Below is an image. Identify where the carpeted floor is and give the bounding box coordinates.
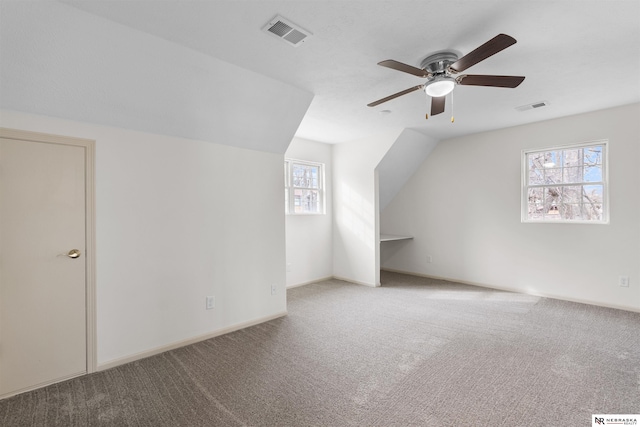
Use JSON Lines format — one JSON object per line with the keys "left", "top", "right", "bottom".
{"left": 1, "top": 271, "right": 639, "bottom": 426}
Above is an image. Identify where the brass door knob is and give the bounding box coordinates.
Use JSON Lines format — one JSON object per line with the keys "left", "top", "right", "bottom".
{"left": 66, "top": 249, "right": 81, "bottom": 259}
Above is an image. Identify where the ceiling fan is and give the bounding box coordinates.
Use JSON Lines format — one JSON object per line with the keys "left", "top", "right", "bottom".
{"left": 367, "top": 34, "right": 525, "bottom": 119}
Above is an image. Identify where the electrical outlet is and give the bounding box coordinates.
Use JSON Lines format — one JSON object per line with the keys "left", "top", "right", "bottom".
{"left": 619, "top": 276, "right": 630, "bottom": 287}
{"left": 286, "top": 263, "right": 292, "bottom": 272}
{"left": 271, "top": 284, "right": 277, "bottom": 295}
{"left": 206, "top": 296, "right": 215, "bottom": 309}
{"left": 427, "top": 255, "right": 433, "bottom": 263}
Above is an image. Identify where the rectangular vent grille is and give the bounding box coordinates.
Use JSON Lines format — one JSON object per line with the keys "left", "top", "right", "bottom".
{"left": 268, "top": 21, "right": 293, "bottom": 37}
{"left": 263, "top": 15, "right": 312, "bottom": 47}
{"left": 516, "top": 101, "right": 549, "bottom": 112}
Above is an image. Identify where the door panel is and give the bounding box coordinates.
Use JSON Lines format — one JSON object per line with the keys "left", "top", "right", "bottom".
{"left": 0, "top": 137, "right": 86, "bottom": 397}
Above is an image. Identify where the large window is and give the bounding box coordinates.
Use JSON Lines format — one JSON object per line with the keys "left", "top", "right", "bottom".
{"left": 285, "top": 159, "right": 324, "bottom": 214}
{"left": 522, "top": 141, "right": 607, "bottom": 223}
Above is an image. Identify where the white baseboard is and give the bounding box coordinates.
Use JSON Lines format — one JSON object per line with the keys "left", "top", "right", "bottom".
{"left": 97, "top": 311, "right": 288, "bottom": 372}
{"left": 0, "top": 370, "right": 86, "bottom": 400}
{"left": 381, "top": 268, "right": 640, "bottom": 313}
{"left": 287, "top": 275, "right": 379, "bottom": 288}
{"left": 332, "top": 275, "right": 379, "bottom": 288}
{"left": 286, "top": 276, "right": 334, "bottom": 289}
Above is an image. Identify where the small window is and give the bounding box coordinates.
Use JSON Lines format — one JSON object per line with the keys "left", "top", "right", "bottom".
{"left": 285, "top": 159, "right": 324, "bottom": 214}
{"left": 522, "top": 141, "right": 608, "bottom": 223}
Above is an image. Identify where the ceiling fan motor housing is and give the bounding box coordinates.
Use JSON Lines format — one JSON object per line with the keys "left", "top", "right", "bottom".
{"left": 421, "top": 51, "right": 459, "bottom": 97}
{"left": 420, "top": 51, "right": 459, "bottom": 75}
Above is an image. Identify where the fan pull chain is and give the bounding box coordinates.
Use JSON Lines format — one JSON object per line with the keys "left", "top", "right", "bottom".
{"left": 425, "top": 90, "right": 429, "bottom": 120}
{"left": 451, "top": 90, "right": 455, "bottom": 123}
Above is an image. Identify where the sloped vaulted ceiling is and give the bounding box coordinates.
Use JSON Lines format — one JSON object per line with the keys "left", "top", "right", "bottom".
{"left": 53, "top": 0, "right": 640, "bottom": 144}
{"left": 0, "top": 1, "right": 313, "bottom": 154}
{"left": 2, "top": 1, "right": 639, "bottom": 146}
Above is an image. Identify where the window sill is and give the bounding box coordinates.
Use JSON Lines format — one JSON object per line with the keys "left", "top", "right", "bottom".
{"left": 521, "top": 219, "right": 609, "bottom": 225}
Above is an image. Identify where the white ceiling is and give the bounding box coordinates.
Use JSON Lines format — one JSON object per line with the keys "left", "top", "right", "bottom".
{"left": 31, "top": 1, "right": 640, "bottom": 143}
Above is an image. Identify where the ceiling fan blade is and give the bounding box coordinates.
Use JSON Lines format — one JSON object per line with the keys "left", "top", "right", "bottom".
{"left": 431, "top": 96, "right": 446, "bottom": 116}
{"left": 456, "top": 74, "right": 525, "bottom": 88}
{"left": 367, "top": 85, "right": 424, "bottom": 107}
{"left": 448, "top": 34, "right": 517, "bottom": 73}
{"left": 378, "top": 60, "right": 431, "bottom": 78}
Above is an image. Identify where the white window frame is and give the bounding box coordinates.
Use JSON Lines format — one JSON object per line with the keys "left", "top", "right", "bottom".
{"left": 521, "top": 140, "right": 609, "bottom": 224}
{"left": 285, "top": 158, "right": 325, "bottom": 215}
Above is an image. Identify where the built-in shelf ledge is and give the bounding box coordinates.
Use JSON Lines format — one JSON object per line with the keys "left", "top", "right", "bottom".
{"left": 380, "top": 234, "right": 414, "bottom": 242}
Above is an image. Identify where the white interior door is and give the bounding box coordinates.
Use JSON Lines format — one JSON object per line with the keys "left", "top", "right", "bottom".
{"left": 0, "top": 135, "right": 87, "bottom": 397}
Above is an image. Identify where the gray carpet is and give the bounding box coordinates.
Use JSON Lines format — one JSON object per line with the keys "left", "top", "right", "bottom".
{"left": 1, "top": 271, "right": 639, "bottom": 426}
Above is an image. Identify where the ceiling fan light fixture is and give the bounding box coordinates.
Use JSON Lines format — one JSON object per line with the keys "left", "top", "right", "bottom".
{"left": 425, "top": 77, "right": 456, "bottom": 97}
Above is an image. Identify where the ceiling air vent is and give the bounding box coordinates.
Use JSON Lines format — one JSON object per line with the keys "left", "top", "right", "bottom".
{"left": 262, "top": 15, "right": 312, "bottom": 47}
{"left": 516, "top": 101, "right": 549, "bottom": 112}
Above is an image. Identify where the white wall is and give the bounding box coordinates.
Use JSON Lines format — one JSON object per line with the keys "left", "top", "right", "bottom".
{"left": 332, "top": 129, "right": 402, "bottom": 286}
{"left": 1, "top": 110, "right": 288, "bottom": 365}
{"left": 284, "top": 137, "right": 333, "bottom": 287}
{"left": 381, "top": 103, "right": 640, "bottom": 311}
{"left": 377, "top": 128, "right": 439, "bottom": 211}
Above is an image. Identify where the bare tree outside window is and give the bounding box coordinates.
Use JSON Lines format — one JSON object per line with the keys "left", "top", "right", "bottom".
{"left": 523, "top": 142, "right": 607, "bottom": 222}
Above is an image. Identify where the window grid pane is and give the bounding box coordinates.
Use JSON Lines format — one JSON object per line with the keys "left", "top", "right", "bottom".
{"left": 524, "top": 142, "right": 606, "bottom": 223}
{"left": 285, "top": 159, "right": 324, "bottom": 215}
{"left": 292, "top": 164, "right": 320, "bottom": 189}
{"left": 293, "top": 189, "right": 320, "bottom": 213}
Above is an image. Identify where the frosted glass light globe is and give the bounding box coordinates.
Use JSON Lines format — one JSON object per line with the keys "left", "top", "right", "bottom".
{"left": 425, "top": 79, "right": 455, "bottom": 97}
